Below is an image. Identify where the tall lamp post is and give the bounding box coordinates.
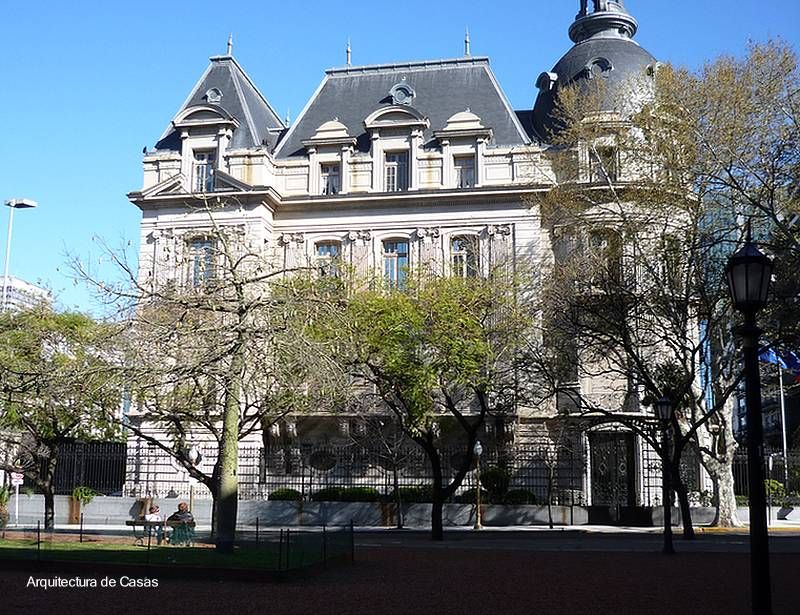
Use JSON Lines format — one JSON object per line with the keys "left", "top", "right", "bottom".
{"left": 2, "top": 198, "right": 38, "bottom": 310}
{"left": 187, "top": 445, "right": 202, "bottom": 513}
{"left": 725, "top": 228, "right": 774, "bottom": 615}
{"left": 655, "top": 395, "right": 675, "bottom": 555}
{"left": 473, "top": 440, "right": 483, "bottom": 530}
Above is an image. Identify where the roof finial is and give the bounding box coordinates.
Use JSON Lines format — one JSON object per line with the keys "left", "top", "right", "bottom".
{"left": 464, "top": 27, "right": 471, "bottom": 57}
{"left": 346, "top": 39, "right": 352, "bottom": 66}
{"left": 227, "top": 33, "right": 233, "bottom": 56}
{"left": 285, "top": 108, "right": 291, "bottom": 126}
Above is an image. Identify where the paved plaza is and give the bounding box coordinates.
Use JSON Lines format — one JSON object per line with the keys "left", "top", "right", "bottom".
{"left": 3, "top": 529, "right": 800, "bottom": 615}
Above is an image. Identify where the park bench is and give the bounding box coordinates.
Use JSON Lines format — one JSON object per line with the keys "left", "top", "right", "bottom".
{"left": 125, "top": 519, "right": 196, "bottom": 547}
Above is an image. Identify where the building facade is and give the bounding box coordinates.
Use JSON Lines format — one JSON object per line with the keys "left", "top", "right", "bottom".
{"left": 126, "top": 2, "right": 699, "bottom": 512}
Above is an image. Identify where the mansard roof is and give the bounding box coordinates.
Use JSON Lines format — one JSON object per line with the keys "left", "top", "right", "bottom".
{"left": 155, "top": 55, "right": 285, "bottom": 152}
{"left": 273, "top": 57, "right": 531, "bottom": 159}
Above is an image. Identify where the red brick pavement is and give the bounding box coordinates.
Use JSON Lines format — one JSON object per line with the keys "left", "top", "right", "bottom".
{"left": 2, "top": 545, "right": 798, "bottom": 615}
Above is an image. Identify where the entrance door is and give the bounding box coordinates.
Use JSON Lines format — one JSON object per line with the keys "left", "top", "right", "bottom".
{"left": 589, "top": 432, "right": 636, "bottom": 509}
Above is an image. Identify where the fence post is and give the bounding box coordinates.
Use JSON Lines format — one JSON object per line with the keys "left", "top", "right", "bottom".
{"left": 286, "top": 528, "right": 291, "bottom": 571}
{"left": 322, "top": 523, "right": 327, "bottom": 569}
{"left": 37, "top": 520, "right": 41, "bottom": 562}
{"left": 146, "top": 522, "right": 152, "bottom": 565}
{"left": 278, "top": 528, "right": 283, "bottom": 572}
{"left": 79, "top": 513, "right": 84, "bottom": 543}
{"left": 350, "top": 519, "right": 355, "bottom": 562}
{"left": 255, "top": 516, "right": 259, "bottom": 547}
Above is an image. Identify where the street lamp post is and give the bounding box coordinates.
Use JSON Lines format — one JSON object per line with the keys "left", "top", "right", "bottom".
{"left": 2, "top": 198, "right": 38, "bottom": 310}
{"left": 726, "top": 227, "right": 774, "bottom": 615}
{"left": 655, "top": 395, "right": 675, "bottom": 555}
{"left": 187, "top": 445, "right": 202, "bottom": 513}
{"left": 473, "top": 440, "right": 483, "bottom": 530}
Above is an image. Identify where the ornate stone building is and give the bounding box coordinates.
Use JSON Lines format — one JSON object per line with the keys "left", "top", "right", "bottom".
{"left": 127, "top": 2, "right": 691, "bottom": 512}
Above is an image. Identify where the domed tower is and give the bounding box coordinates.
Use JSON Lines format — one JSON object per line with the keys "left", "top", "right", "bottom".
{"left": 532, "top": 1, "right": 657, "bottom": 141}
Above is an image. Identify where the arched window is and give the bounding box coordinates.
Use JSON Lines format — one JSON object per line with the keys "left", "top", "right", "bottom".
{"left": 450, "top": 235, "right": 479, "bottom": 278}
{"left": 188, "top": 237, "right": 215, "bottom": 287}
{"left": 588, "top": 228, "right": 622, "bottom": 284}
{"left": 316, "top": 241, "right": 341, "bottom": 276}
{"left": 382, "top": 239, "right": 409, "bottom": 288}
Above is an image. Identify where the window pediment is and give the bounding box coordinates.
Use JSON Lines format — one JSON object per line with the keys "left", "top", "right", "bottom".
{"left": 364, "top": 105, "right": 429, "bottom": 131}
{"left": 173, "top": 105, "right": 239, "bottom": 130}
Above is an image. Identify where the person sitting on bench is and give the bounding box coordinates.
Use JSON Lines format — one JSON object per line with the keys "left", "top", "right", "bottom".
{"left": 167, "top": 502, "right": 195, "bottom": 546}
{"left": 144, "top": 504, "right": 164, "bottom": 544}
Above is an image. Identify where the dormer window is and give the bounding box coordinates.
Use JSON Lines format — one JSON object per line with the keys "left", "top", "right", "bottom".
{"left": 321, "top": 163, "right": 340, "bottom": 195}
{"left": 193, "top": 150, "right": 216, "bottom": 192}
{"left": 589, "top": 146, "right": 618, "bottom": 183}
{"left": 385, "top": 152, "right": 409, "bottom": 192}
{"left": 454, "top": 156, "right": 475, "bottom": 188}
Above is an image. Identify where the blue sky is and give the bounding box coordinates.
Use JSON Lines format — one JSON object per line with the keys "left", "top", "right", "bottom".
{"left": 1, "top": 0, "right": 798, "bottom": 314}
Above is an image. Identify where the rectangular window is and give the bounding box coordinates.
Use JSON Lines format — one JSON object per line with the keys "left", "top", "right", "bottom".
{"left": 193, "top": 150, "right": 216, "bottom": 192}
{"left": 450, "top": 235, "right": 479, "bottom": 278}
{"left": 385, "top": 152, "right": 409, "bottom": 192}
{"left": 316, "top": 241, "right": 341, "bottom": 276}
{"left": 589, "top": 146, "right": 618, "bottom": 183}
{"left": 320, "top": 163, "right": 340, "bottom": 195}
{"left": 189, "top": 238, "right": 214, "bottom": 287}
{"left": 382, "top": 239, "right": 409, "bottom": 288}
{"left": 454, "top": 156, "right": 476, "bottom": 188}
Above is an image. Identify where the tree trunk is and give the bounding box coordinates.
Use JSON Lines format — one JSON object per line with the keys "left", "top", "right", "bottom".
{"left": 431, "top": 494, "right": 444, "bottom": 541}
{"left": 40, "top": 452, "right": 58, "bottom": 530}
{"left": 215, "top": 338, "right": 246, "bottom": 553}
{"left": 547, "top": 466, "right": 554, "bottom": 529}
{"left": 393, "top": 467, "right": 403, "bottom": 529}
{"left": 673, "top": 474, "right": 695, "bottom": 540}
{"left": 714, "top": 458, "right": 742, "bottom": 527}
{"left": 42, "top": 484, "right": 55, "bottom": 530}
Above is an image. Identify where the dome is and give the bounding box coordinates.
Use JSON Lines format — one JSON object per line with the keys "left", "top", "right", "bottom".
{"left": 532, "top": 1, "right": 657, "bottom": 142}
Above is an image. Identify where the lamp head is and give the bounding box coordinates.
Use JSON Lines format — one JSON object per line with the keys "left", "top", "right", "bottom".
{"left": 4, "top": 198, "right": 38, "bottom": 209}
{"left": 725, "top": 234, "right": 773, "bottom": 314}
{"left": 654, "top": 396, "right": 673, "bottom": 422}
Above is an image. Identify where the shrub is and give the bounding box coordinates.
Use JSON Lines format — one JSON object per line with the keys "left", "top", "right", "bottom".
{"left": 503, "top": 489, "right": 538, "bottom": 505}
{"left": 311, "top": 487, "right": 344, "bottom": 501}
{"left": 456, "top": 489, "right": 490, "bottom": 504}
{"left": 388, "top": 486, "right": 433, "bottom": 503}
{"left": 71, "top": 486, "right": 97, "bottom": 506}
{"left": 339, "top": 487, "right": 381, "bottom": 502}
{"left": 765, "top": 479, "right": 786, "bottom": 500}
{"left": 268, "top": 488, "right": 302, "bottom": 501}
{"left": 736, "top": 495, "right": 749, "bottom": 507}
{"left": 782, "top": 494, "right": 800, "bottom": 508}
{"left": 480, "top": 466, "right": 510, "bottom": 501}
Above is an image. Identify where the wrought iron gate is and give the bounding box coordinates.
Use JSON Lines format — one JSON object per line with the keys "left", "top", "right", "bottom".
{"left": 589, "top": 432, "right": 635, "bottom": 508}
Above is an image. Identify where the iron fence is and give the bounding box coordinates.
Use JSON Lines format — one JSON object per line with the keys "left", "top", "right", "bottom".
{"left": 125, "top": 442, "right": 589, "bottom": 504}
{"left": 733, "top": 450, "right": 800, "bottom": 498}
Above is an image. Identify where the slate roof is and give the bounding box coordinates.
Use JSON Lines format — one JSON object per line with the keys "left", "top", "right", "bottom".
{"left": 274, "top": 57, "right": 530, "bottom": 159}
{"left": 156, "top": 55, "right": 285, "bottom": 151}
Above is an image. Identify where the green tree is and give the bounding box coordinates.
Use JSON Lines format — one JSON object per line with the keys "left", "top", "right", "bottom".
{"left": 329, "top": 272, "right": 541, "bottom": 540}
{"left": 0, "top": 307, "right": 122, "bottom": 529}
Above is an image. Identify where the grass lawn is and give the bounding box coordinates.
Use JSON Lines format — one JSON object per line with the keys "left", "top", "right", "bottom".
{"left": 0, "top": 535, "right": 344, "bottom": 571}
